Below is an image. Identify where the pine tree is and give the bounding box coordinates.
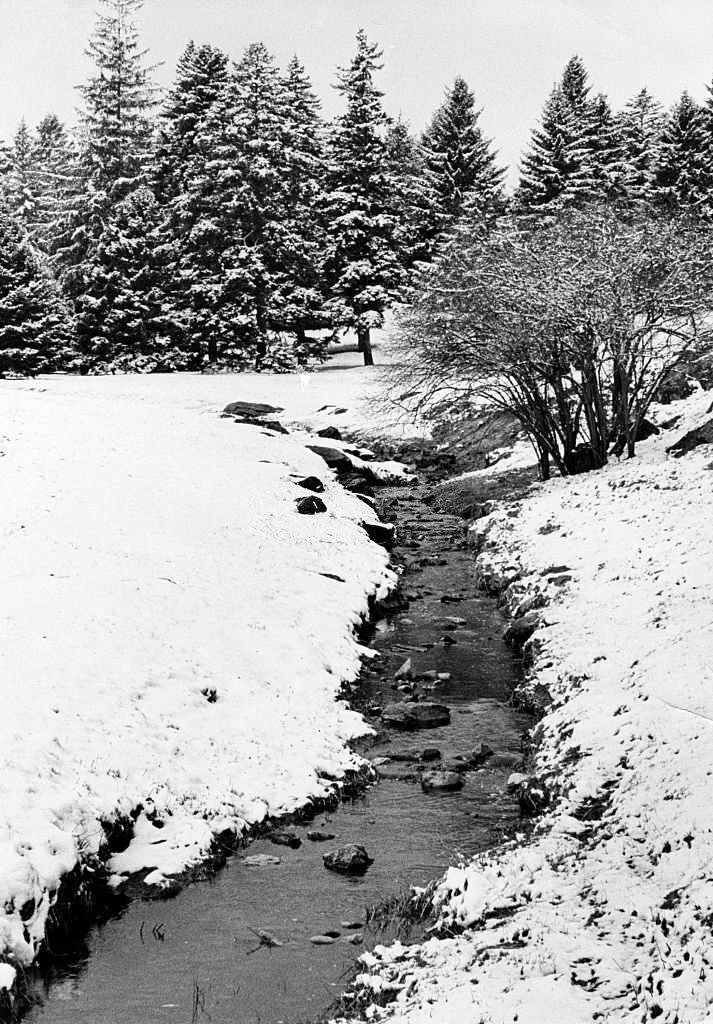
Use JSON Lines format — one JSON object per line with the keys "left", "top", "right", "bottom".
{"left": 517, "top": 84, "right": 581, "bottom": 210}
{"left": 616, "top": 88, "right": 664, "bottom": 205}
{"left": 586, "top": 93, "right": 624, "bottom": 199}
{"left": 74, "top": 185, "right": 178, "bottom": 371}
{"left": 0, "top": 202, "right": 73, "bottom": 376}
{"left": 153, "top": 41, "right": 229, "bottom": 204}
{"left": 5, "top": 120, "right": 40, "bottom": 228}
{"left": 172, "top": 42, "right": 282, "bottom": 368}
{"left": 31, "top": 114, "right": 79, "bottom": 253}
{"left": 518, "top": 56, "right": 618, "bottom": 210}
{"left": 274, "top": 55, "right": 329, "bottom": 361}
{"left": 324, "top": 30, "right": 403, "bottom": 365}
{"left": 385, "top": 118, "right": 441, "bottom": 271}
{"left": 422, "top": 76, "right": 505, "bottom": 225}
{"left": 78, "top": 0, "right": 159, "bottom": 201}
{"left": 654, "top": 91, "right": 709, "bottom": 211}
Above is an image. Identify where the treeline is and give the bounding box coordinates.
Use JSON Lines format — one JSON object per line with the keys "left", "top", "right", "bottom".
{"left": 0, "top": 0, "right": 503, "bottom": 376}
{"left": 2, "top": 1, "right": 713, "bottom": 378}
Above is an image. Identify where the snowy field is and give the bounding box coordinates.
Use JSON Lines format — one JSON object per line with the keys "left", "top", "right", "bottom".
{"left": 0, "top": 357, "right": 411, "bottom": 992}
{"left": 340, "top": 390, "right": 713, "bottom": 1024}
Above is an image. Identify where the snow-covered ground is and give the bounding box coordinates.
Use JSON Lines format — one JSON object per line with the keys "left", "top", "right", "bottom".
{"left": 338, "top": 390, "right": 713, "bottom": 1024}
{"left": 0, "top": 357, "right": 412, "bottom": 994}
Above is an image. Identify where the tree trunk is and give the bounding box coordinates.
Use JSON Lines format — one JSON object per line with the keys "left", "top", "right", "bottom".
{"left": 208, "top": 336, "right": 218, "bottom": 364}
{"left": 538, "top": 448, "right": 551, "bottom": 481}
{"left": 358, "top": 327, "right": 374, "bottom": 367}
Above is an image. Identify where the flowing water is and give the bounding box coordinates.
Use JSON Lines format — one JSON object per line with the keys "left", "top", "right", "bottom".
{"left": 25, "top": 487, "right": 530, "bottom": 1024}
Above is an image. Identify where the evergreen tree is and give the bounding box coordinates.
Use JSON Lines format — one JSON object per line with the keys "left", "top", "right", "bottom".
{"left": 586, "top": 93, "right": 624, "bottom": 199}
{"left": 422, "top": 75, "right": 505, "bottom": 225}
{"left": 153, "top": 40, "right": 229, "bottom": 204}
{"left": 654, "top": 91, "right": 709, "bottom": 211}
{"left": 74, "top": 185, "right": 178, "bottom": 371}
{"left": 78, "top": 0, "right": 159, "bottom": 201}
{"left": 518, "top": 56, "right": 618, "bottom": 209}
{"left": 171, "top": 42, "right": 283, "bottom": 369}
{"left": 616, "top": 88, "right": 664, "bottom": 205}
{"left": 274, "top": 55, "right": 329, "bottom": 360}
{"left": 385, "top": 118, "right": 440, "bottom": 270}
{"left": 324, "top": 30, "right": 403, "bottom": 365}
{"left": 0, "top": 202, "right": 73, "bottom": 376}
{"left": 5, "top": 120, "right": 39, "bottom": 228}
{"left": 31, "top": 114, "right": 79, "bottom": 253}
{"left": 517, "top": 84, "right": 581, "bottom": 209}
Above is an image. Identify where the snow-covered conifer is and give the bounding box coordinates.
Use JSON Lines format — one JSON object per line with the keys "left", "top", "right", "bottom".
{"left": 616, "top": 88, "right": 664, "bottom": 205}
{"left": 654, "top": 91, "right": 710, "bottom": 212}
{"left": 0, "top": 202, "right": 73, "bottom": 376}
{"left": 323, "top": 30, "right": 403, "bottom": 365}
{"left": 422, "top": 76, "right": 505, "bottom": 225}
{"left": 74, "top": 185, "right": 180, "bottom": 371}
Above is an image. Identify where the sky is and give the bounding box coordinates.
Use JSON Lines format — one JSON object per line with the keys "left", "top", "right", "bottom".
{"left": 2, "top": 0, "right": 713, "bottom": 187}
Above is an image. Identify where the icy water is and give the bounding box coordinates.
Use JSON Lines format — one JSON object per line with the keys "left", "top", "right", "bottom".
{"left": 26, "top": 489, "right": 530, "bottom": 1024}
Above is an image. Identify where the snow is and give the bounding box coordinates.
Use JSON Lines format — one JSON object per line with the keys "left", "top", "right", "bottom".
{"left": 0, "top": 358, "right": 408, "bottom": 974}
{"left": 336, "top": 388, "right": 713, "bottom": 1024}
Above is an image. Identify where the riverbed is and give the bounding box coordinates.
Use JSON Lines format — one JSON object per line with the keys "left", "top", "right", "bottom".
{"left": 25, "top": 480, "right": 530, "bottom": 1024}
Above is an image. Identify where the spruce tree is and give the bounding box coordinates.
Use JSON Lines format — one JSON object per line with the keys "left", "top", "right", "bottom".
{"left": 5, "top": 121, "right": 39, "bottom": 229}
{"left": 324, "top": 30, "right": 403, "bottom": 365}
{"left": 173, "top": 43, "right": 281, "bottom": 368}
{"left": 654, "top": 91, "right": 709, "bottom": 212}
{"left": 74, "top": 186, "right": 178, "bottom": 371}
{"left": 0, "top": 203, "right": 73, "bottom": 376}
{"left": 31, "top": 115, "right": 79, "bottom": 253}
{"left": 423, "top": 76, "right": 505, "bottom": 225}
{"left": 153, "top": 41, "right": 229, "bottom": 204}
{"left": 517, "top": 84, "right": 581, "bottom": 210}
{"left": 275, "top": 55, "right": 329, "bottom": 361}
{"left": 78, "top": 0, "right": 159, "bottom": 201}
{"left": 518, "top": 56, "right": 618, "bottom": 210}
{"left": 616, "top": 88, "right": 664, "bottom": 205}
{"left": 385, "top": 118, "right": 440, "bottom": 271}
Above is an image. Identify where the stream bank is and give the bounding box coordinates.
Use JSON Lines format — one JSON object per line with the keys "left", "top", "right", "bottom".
{"left": 18, "top": 430, "right": 533, "bottom": 1024}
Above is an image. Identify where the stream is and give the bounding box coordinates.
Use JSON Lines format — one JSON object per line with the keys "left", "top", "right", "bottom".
{"left": 24, "top": 478, "right": 530, "bottom": 1024}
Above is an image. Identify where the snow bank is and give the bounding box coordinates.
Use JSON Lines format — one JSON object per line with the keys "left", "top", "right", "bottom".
{"left": 0, "top": 365, "right": 401, "bottom": 970}
{"left": 338, "top": 390, "right": 713, "bottom": 1024}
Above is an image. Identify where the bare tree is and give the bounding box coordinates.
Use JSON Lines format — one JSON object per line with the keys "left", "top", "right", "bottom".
{"left": 392, "top": 206, "right": 713, "bottom": 478}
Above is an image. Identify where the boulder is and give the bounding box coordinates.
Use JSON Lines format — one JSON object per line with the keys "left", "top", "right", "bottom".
{"left": 487, "top": 751, "right": 524, "bottom": 770}
{"left": 316, "top": 425, "right": 342, "bottom": 441}
{"left": 310, "top": 935, "right": 336, "bottom": 945}
{"left": 270, "top": 831, "right": 301, "bottom": 849}
{"left": 243, "top": 854, "right": 281, "bottom": 867}
{"left": 667, "top": 417, "right": 713, "bottom": 457}
{"left": 420, "top": 747, "right": 442, "bottom": 762}
{"left": 361, "top": 520, "right": 395, "bottom": 549}
{"left": 296, "top": 495, "right": 327, "bottom": 515}
{"left": 343, "top": 475, "right": 376, "bottom": 498}
{"left": 381, "top": 701, "right": 451, "bottom": 730}
{"left": 421, "top": 771, "right": 464, "bottom": 792}
{"left": 517, "top": 777, "right": 550, "bottom": 816}
{"left": 306, "top": 831, "right": 336, "bottom": 842}
{"left": 261, "top": 420, "right": 289, "bottom": 434}
{"left": 503, "top": 612, "right": 540, "bottom": 653}
{"left": 224, "top": 401, "right": 283, "bottom": 419}
{"left": 323, "top": 844, "right": 373, "bottom": 875}
{"left": 306, "top": 445, "right": 353, "bottom": 475}
{"left": 470, "top": 743, "right": 495, "bottom": 767}
{"left": 297, "top": 476, "right": 325, "bottom": 493}
{"left": 635, "top": 418, "right": 660, "bottom": 442}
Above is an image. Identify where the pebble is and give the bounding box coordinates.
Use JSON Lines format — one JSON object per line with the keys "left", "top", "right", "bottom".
{"left": 243, "top": 854, "right": 281, "bottom": 867}
{"left": 310, "top": 935, "right": 336, "bottom": 945}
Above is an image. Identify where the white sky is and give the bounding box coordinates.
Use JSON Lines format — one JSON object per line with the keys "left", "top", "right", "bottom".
{"left": 3, "top": 0, "right": 713, "bottom": 186}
